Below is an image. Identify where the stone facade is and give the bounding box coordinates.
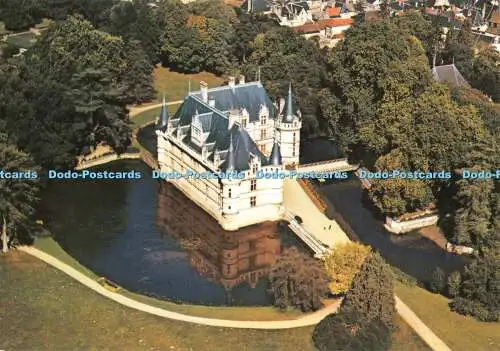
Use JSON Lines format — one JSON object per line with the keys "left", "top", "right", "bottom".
{"left": 156, "top": 77, "right": 301, "bottom": 230}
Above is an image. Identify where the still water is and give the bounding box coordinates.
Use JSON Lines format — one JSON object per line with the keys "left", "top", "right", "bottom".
{"left": 300, "top": 138, "right": 467, "bottom": 283}
{"left": 41, "top": 137, "right": 466, "bottom": 306}
{"left": 41, "top": 161, "right": 308, "bottom": 306}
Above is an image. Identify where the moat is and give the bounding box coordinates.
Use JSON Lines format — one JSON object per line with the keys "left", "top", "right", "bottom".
{"left": 40, "top": 139, "right": 467, "bottom": 306}
{"left": 40, "top": 160, "right": 309, "bottom": 306}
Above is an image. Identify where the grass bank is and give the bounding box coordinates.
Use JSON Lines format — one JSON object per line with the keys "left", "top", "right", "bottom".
{"left": 33, "top": 237, "right": 302, "bottom": 321}
{"left": 153, "top": 66, "right": 224, "bottom": 102}
{"left": 0, "top": 252, "right": 314, "bottom": 351}
{"left": 131, "top": 105, "right": 178, "bottom": 128}
{"left": 395, "top": 281, "right": 500, "bottom": 351}
{"left": 6, "top": 32, "right": 38, "bottom": 49}
{"left": 1, "top": 251, "right": 432, "bottom": 350}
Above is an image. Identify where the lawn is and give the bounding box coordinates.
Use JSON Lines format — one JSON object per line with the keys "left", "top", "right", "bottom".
{"left": 131, "top": 105, "right": 178, "bottom": 128}
{"left": 153, "top": 66, "right": 225, "bottom": 102}
{"left": 33, "top": 237, "right": 303, "bottom": 322}
{"left": 1, "top": 251, "right": 431, "bottom": 351}
{"left": 6, "top": 32, "right": 38, "bottom": 49}
{"left": 395, "top": 282, "right": 500, "bottom": 351}
{"left": 0, "top": 252, "right": 315, "bottom": 351}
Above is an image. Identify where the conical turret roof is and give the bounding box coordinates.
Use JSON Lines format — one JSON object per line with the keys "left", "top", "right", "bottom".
{"left": 282, "top": 82, "right": 295, "bottom": 123}
{"left": 269, "top": 139, "right": 282, "bottom": 166}
{"left": 157, "top": 95, "right": 169, "bottom": 130}
{"left": 225, "top": 133, "right": 236, "bottom": 172}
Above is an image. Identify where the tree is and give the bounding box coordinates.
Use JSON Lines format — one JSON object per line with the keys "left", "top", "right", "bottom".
{"left": 243, "top": 27, "right": 326, "bottom": 136}
{"left": 322, "top": 20, "right": 432, "bottom": 154}
{"left": 450, "top": 251, "right": 500, "bottom": 322}
{"left": 107, "top": 0, "right": 164, "bottom": 63}
{"left": 313, "top": 309, "right": 392, "bottom": 351}
{"left": 341, "top": 252, "right": 396, "bottom": 328}
{"left": 447, "top": 271, "right": 461, "bottom": 298}
{"left": 162, "top": 14, "right": 236, "bottom": 74}
{"left": 0, "top": 0, "right": 39, "bottom": 30}
{"left": 0, "top": 135, "right": 40, "bottom": 253}
{"left": 379, "top": 0, "right": 391, "bottom": 19}
{"left": 187, "top": 0, "right": 238, "bottom": 24}
{"left": 323, "top": 242, "right": 371, "bottom": 295}
{"left": 7, "top": 15, "right": 153, "bottom": 168}
{"left": 430, "top": 267, "right": 446, "bottom": 293}
{"left": 367, "top": 149, "right": 434, "bottom": 217}
{"left": 269, "top": 246, "right": 329, "bottom": 312}
{"left": 449, "top": 173, "right": 494, "bottom": 249}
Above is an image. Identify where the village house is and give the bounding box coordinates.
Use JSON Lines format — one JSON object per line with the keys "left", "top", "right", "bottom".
{"left": 156, "top": 77, "right": 302, "bottom": 231}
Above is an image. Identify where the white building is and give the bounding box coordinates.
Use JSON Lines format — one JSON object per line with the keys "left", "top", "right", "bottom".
{"left": 156, "top": 76, "right": 302, "bottom": 231}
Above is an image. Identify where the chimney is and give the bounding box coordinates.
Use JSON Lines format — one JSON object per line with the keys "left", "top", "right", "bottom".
{"left": 209, "top": 98, "right": 215, "bottom": 107}
{"left": 228, "top": 76, "right": 235, "bottom": 88}
{"left": 200, "top": 81, "right": 208, "bottom": 102}
{"left": 279, "top": 97, "right": 285, "bottom": 114}
{"left": 239, "top": 75, "right": 245, "bottom": 84}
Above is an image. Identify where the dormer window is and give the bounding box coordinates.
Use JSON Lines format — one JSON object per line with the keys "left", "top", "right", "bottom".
{"left": 191, "top": 113, "right": 211, "bottom": 146}
{"left": 261, "top": 115, "right": 267, "bottom": 125}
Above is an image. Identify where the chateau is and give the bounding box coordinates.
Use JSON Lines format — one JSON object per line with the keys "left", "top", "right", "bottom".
{"left": 156, "top": 76, "right": 302, "bottom": 231}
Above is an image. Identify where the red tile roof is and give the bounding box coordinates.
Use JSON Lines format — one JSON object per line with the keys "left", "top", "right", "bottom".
{"left": 292, "top": 23, "right": 322, "bottom": 34}
{"left": 327, "top": 7, "right": 341, "bottom": 17}
{"left": 316, "top": 18, "right": 353, "bottom": 27}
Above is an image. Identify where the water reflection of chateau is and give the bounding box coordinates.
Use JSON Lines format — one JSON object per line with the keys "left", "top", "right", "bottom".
{"left": 157, "top": 182, "right": 281, "bottom": 291}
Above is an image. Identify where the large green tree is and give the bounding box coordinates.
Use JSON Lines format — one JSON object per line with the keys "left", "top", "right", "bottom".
{"left": 242, "top": 27, "right": 326, "bottom": 136}
{"left": 313, "top": 252, "right": 395, "bottom": 350}
{"left": 3, "top": 16, "right": 154, "bottom": 168}
{"left": 341, "top": 251, "right": 396, "bottom": 328}
{"left": 0, "top": 135, "right": 40, "bottom": 253}
{"left": 322, "top": 20, "right": 432, "bottom": 155}
{"left": 450, "top": 250, "right": 500, "bottom": 322}
{"left": 313, "top": 309, "right": 392, "bottom": 351}
{"left": 270, "top": 246, "right": 329, "bottom": 312}
{"left": 106, "top": 0, "right": 164, "bottom": 63}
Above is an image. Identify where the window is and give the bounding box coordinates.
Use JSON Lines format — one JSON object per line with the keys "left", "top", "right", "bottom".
{"left": 251, "top": 179, "right": 257, "bottom": 191}
{"left": 261, "top": 144, "right": 267, "bottom": 154}
{"left": 241, "top": 118, "right": 247, "bottom": 127}
{"left": 292, "top": 148, "right": 296, "bottom": 157}
{"left": 261, "top": 116, "right": 267, "bottom": 125}
{"left": 228, "top": 188, "right": 232, "bottom": 198}
{"left": 250, "top": 196, "right": 256, "bottom": 207}
{"left": 260, "top": 129, "right": 267, "bottom": 139}
{"left": 252, "top": 164, "right": 258, "bottom": 174}
{"left": 293, "top": 132, "right": 296, "bottom": 144}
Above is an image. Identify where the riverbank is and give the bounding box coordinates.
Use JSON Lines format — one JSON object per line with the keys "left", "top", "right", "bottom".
{"left": 32, "top": 237, "right": 305, "bottom": 322}
{"left": 0, "top": 250, "right": 434, "bottom": 350}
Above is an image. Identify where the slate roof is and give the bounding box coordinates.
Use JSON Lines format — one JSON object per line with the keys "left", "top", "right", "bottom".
{"left": 191, "top": 82, "right": 276, "bottom": 122}
{"left": 282, "top": 82, "right": 296, "bottom": 123}
{"left": 219, "top": 124, "right": 268, "bottom": 171}
{"left": 242, "top": 0, "right": 270, "bottom": 12}
{"left": 432, "top": 64, "right": 469, "bottom": 87}
{"left": 162, "top": 81, "right": 275, "bottom": 172}
{"left": 156, "top": 96, "right": 168, "bottom": 130}
{"left": 269, "top": 141, "right": 282, "bottom": 166}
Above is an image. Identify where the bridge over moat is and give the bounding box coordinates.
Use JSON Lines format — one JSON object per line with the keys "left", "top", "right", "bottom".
{"left": 296, "top": 158, "right": 358, "bottom": 173}
{"left": 281, "top": 178, "right": 350, "bottom": 257}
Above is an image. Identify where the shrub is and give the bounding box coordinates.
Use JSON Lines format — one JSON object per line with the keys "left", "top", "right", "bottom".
{"left": 392, "top": 266, "right": 417, "bottom": 286}
{"left": 447, "top": 271, "right": 461, "bottom": 298}
{"left": 429, "top": 267, "right": 446, "bottom": 293}
{"left": 450, "top": 297, "right": 499, "bottom": 322}
{"left": 323, "top": 242, "right": 371, "bottom": 295}
{"left": 270, "top": 247, "right": 329, "bottom": 312}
